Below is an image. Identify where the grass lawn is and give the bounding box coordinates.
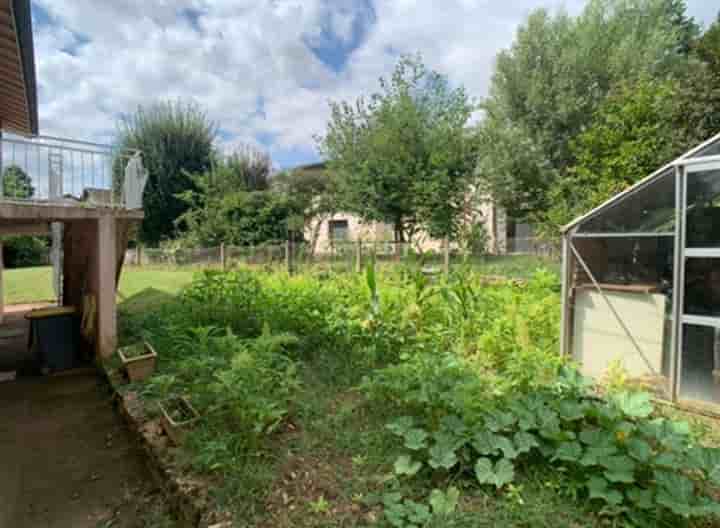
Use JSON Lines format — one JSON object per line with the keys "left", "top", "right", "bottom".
{"left": 4, "top": 266, "right": 195, "bottom": 306}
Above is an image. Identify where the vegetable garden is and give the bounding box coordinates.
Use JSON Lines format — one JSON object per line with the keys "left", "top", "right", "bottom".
{"left": 116, "top": 264, "right": 720, "bottom": 527}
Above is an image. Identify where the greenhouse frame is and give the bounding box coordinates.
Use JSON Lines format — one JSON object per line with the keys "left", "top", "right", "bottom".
{"left": 561, "top": 132, "right": 720, "bottom": 413}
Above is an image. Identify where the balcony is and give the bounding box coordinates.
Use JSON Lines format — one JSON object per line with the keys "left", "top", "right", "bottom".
{"left": 0, "top": 134, "right": 146, "bottom": 210}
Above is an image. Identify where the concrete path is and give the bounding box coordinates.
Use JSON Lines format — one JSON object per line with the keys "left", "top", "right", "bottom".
{"left": 0, "top": 372, "right": 161, "bottom": 527}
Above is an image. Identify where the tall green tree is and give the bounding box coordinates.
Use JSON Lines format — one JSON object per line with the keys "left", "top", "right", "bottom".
{"left": 272, "top": 165, "right": 341, "bottom": 254}
{"left": 477, "top": 0, "right": 698, "bottom": 225}
{"left": 2, "top": 165, "right": 34, "bottom": 199}
{"left": 176, "top": 146, "right": 293, "bottom": 247}
{"left": 1, "top": 165, "right": 46, "bottom": 267}
{"left": 318, "top": 55, "right": 478, "bottom": 242}
{"left": 694, "top": 11, "right": 720, "bottom": 74}
{"left": 116, "top": 100, "right": 217, "bottom": 245}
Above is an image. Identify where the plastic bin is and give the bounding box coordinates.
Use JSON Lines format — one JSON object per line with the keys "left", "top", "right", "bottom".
{"left": 25, "top": 306, "right": 80, "bottom": 373}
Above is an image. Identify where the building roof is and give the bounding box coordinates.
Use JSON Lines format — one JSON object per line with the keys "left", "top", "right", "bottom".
{"left": 0, "top": 0, "right": 38, "bottom": 136}
{"left": 292, "top": 161, "right": 327, "bottom": 172}
{"left": 562, "top": 131, "right": 720, "bottom": 234}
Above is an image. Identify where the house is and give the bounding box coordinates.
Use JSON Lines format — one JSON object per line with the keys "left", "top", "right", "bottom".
{"left": 0, "top": 0, "right": 147, "bottom": 373}
{"left": 292, "top": 162, "right": 538, "bottom": 256}
{"left": 560, "top": 131, "right": 720, "bottom": 414}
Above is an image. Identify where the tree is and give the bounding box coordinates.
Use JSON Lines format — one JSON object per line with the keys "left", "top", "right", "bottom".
{"left": 318, "top": 55, "right": 478, "bottom": 242}
{"left": 477, "top": 0, "right": 698, "bottom": 226}
{"left": 1, "top": 165, "right": 46, "bottom": 267}
{"left": 116, "top": 100, "right": 217, "bottom": 245}
{"left": 176, "top": 146, "right": 293, "bottom": 247}
{"left": 3, "top": 165, "right": 34, "bottom": 199}
{"left": 544, "top": 78, "right": 680, "bottom": 234}
{"left": 693, "top": 11, "right": 720, "bottom": 74}
{"left": 272, "top": 165, "right": 341, "bottom": 255}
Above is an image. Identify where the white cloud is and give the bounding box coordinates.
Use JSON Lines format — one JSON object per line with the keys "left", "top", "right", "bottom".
{"left": 31, "top": 0, "right": 717, "bottom": 167}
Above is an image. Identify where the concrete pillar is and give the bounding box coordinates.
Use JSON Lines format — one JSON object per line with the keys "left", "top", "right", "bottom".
{"left": 96, "top": 215, "right": 117, "bottom": 358}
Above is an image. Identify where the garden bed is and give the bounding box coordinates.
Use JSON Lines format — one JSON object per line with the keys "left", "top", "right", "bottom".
{"left": 106, "top": 366, "right": 232, "bottom": 527}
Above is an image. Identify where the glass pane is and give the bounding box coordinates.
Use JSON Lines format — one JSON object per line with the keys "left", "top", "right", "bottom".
{"left": 570, "top": 236, "right": 673, "bottom": 397}
{"left": 684, "top": 258, "right": 720, "bottom": 317}
{"left": 578, "top": 170, "right": 675, "bottom": 234}
{"left": 691, "top": 139, "right": 720, "bottom": 158}
{"left": 686, "top": 169, "right": 720, "bottom": 248}
{"left": 680, "top": 324, "right": 720, "bottom": 405}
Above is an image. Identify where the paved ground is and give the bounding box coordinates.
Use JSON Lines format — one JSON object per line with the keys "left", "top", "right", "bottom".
{"left": 0, "top": 372, "right": 165, "bottom": 528}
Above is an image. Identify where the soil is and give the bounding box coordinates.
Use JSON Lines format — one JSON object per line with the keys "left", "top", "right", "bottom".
{"left": 0, "top": 371, "right": 169, "bottom": 527}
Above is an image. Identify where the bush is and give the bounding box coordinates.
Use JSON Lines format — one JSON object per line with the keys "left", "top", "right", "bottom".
{"left": 377, "top": 366, "right": 720, "bottom": 525}
{"left": 2, "top": 236, "right": 48, "bottom": 268}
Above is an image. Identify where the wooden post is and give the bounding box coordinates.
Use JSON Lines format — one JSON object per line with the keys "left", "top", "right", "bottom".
{"left": 136, "top": 243, "right": 142, "bottom": 266}
{"left": 355, "top": 239, "right": 362, "bottom": 273}
{"left": 285, "top": 239, "right": 292, "bottom": 275}
{"left": 443, "top": 238, "right": 450, "bottom": 277}
{"left": 220, "top": 242, "right": 226, "bottom": 270}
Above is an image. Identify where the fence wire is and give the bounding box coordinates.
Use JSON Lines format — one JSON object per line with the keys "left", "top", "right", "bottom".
{"left": 123, "top": 238, "right": 559, "bottom": 276}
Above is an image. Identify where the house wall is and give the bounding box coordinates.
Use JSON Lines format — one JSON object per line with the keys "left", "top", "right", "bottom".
{"left": 307, "top": 200, "right": 503, "bottom": 255}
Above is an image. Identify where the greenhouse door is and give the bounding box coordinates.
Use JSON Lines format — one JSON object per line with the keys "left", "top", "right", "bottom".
{"left": 678, "top": 160, "right": 720, "bottom": 408}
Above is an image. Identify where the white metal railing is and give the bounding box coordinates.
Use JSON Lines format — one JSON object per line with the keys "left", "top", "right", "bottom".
{"left": 0, "top": 134, "right": 146, "bottom": 209}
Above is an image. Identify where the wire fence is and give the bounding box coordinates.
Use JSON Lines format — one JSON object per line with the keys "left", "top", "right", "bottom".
{"left": 124, "top": 238, "right": 560, "bottom": 277}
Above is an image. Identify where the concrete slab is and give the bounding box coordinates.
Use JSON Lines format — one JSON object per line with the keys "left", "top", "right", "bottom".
{"left": 0, "top": 372, "right": 159, "bottom": 527}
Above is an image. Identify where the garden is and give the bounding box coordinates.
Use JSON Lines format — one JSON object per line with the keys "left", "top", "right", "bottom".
{"left": 111, "top": 261, "right": 720, "bottom": 527}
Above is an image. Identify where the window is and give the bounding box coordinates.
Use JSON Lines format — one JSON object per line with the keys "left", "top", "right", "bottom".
{"left": 329, "top": 220, "right": 349, "bottom": 241}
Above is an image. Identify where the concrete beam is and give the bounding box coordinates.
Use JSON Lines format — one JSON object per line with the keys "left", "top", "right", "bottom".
{"left": 0, "top": 202, "right": 144, "bottom": 223}
{"left": 0, "top": 222, "right": 49, "bottom": 236}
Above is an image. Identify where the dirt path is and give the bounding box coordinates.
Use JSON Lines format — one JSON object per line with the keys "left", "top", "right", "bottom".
{"left": 0, "top": 372, "right": 167, "bottom": 528}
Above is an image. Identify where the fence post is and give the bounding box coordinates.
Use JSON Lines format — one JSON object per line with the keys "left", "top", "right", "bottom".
{"left": 355, "top": 240, "right": 362, "bottom": 273}
{"left": 220, "top": 243, "right": 226, "bottom": 270}
{"left": 136, "top": 244, "right": 142, "bottom": 266}
{"left": 443, "top": 238, "right": 450, "bottom": 277}
{"left": 285, "top": 239, "right": 293, "bottom": 275}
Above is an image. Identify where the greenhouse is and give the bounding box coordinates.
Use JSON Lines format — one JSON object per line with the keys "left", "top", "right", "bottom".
{"left": 561, "top": 132, "right": 720, "bottom": 413}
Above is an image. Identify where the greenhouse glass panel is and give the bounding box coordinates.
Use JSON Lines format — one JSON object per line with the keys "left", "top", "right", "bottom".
{"left": 686, "top": 168, "right": 720, "bottom": 248}
{"left": 680, "top": 324, "right": 720, "bottom": 405}
{"left": 570, "top": 236, "right": 673, "bottom": 397}
{"left": 577, "top": 169, "right": 675, "bottom": 234}
{"left": 691, "top": 138, "right": 720, "bottom": 158}
{"left": 684, "top": 258, "right": 720, "bottom": 317}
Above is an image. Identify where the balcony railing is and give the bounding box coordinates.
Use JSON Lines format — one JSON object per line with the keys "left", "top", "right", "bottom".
{"left": 0, "top": 134, "right": 146, "bottom": 210}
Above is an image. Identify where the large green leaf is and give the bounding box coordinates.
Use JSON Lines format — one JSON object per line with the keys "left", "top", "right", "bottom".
{"left": 403, "top": 428, "right": 429, "bottom": 451}
{"left": 587, "top": 476, "right": 623, "bottom": 506}
{"left": 553, "top": 441, "right": 583, "bottom": 463}
{"left": 514, "top": 431, "right": 539, "bottom": 455}
{"left": 613, "top": 392, "right": 653, "bottom": 418}
{"left": 429, "top": 487, "right": 460, "bottom": 517}
{"left": 387, "top": 416, "right": 415, "bottom": 437}
{"left": 602, "top": 455, "right": 636, "bottom": 484}
{"left": 472, "top": 431, "right": 501, "bottom": 456}
{"left": 474, "top": 457, "right": 515, "bottom": 488}
{"left": 626, "top": 488, "right": 654, "bottom": 510}
{"left": 428, "top": 445, "right": 458, "bottom": 470}
{"left": 626, "top": 438, "right": 652, "bottom": 463}
{"left": 394, "top": 455, "right": 422, "bottom": 477}
{"left": 496, "top": 436, "right": 519, "bottom": 460}
{"left": 580, "top": 446, "right": 618, "bottom": 467}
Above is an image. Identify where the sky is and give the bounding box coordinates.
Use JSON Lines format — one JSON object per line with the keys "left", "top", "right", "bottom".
{"left": 31, "top": 0, "right": 718, "bottom": 169}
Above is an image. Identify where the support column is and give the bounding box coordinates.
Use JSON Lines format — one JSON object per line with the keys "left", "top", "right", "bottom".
{"left": 97, "top": 215, "right": 117, "bottom": 358}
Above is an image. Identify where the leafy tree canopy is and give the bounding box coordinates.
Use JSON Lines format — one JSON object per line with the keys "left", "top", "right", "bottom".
{"left": 318, "top": 55, "right": 479, "bottom": 241}
{"left": 3, "top": 165, "right": 34, "bottom": 199}
{"left": 477, "top": 0, "right": 699, "bottom": 225}
{"left": 116, "top": 100, "right": 217, "bottom": 245}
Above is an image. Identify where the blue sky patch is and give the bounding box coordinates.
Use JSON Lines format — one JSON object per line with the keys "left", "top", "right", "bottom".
{"left": 305, "top": 0, "right": 376, "bottom": 73}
